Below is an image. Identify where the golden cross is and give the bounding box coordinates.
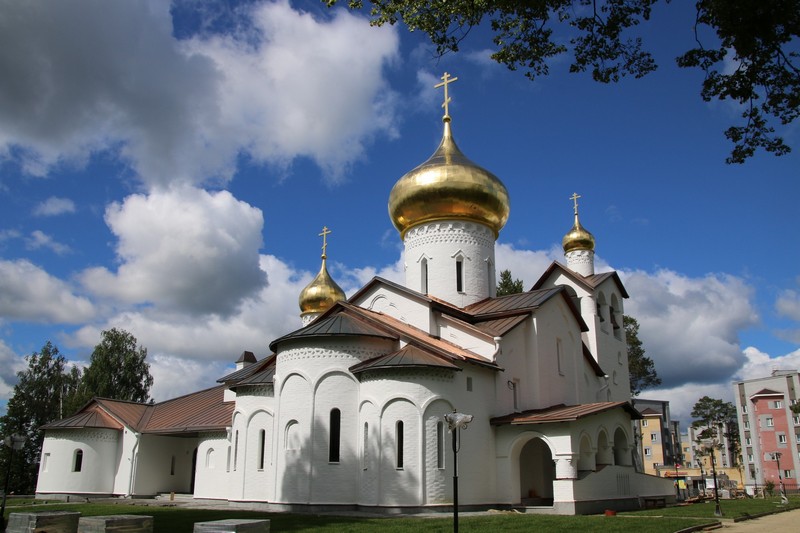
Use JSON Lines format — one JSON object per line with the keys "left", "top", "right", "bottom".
{"left": 434, "top": 72, "right": 458, "bottom": 118}
{"left": 319, "top": 226, "right": 331, "bottom": 257}
{"left": 570, "top": 192, "right": 581, "bottom": 215}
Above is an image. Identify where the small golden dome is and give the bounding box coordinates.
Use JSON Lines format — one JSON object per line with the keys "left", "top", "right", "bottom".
{"left": 388, "top": 118, "right": 510, "bottom": 238}
{"left": 299, "top": 255, "right": 345, "bottom": 316}
{"left": 562, "top": 213, "right": 595, "bottom": 253}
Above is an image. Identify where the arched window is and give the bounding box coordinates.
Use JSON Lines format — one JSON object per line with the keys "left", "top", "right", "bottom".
{"left": 259, "top": 429, "right": 266, "bottom": 470}
{"left": 329, "top": 408, "right": 341, "bottom": 463}
{"left": 206, "top": 448, "right": 215, "bottom": 469}
{"left": 396, "top": 421, "right": 404, "bottom": 469}
{"left": 73, "top": 449, "right": 83, "bottom": 472}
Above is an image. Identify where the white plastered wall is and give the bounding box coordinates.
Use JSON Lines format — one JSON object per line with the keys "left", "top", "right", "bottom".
{"left": 37, "top": 428, "right": 120, "bottom": 495}
{"left": 193, "top": 432, "right": 230, "bottom": 500}
{"left": 403, "top": 220, "right": 496, "bottom": 308}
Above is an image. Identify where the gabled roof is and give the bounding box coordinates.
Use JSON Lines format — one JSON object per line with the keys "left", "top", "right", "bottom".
{"left": 350, "top": 344, "right": 460, "bottom": 374}
{"left": 531, "top": 261, "right": 629, "bottom": 298}
{"left": 43, "top": 385, "right": 234, "bottom": 437}
{"left": 490, "top": 401, "right": 640, "bottom": 426}
{"left": 41, "top": 404, "right": 124, "bottom": 430}
{"left": 342, "top": 303, "right": 501, "bottom": 370}
{"left": 639, "top": 407, "right": 663, "bottom": 416}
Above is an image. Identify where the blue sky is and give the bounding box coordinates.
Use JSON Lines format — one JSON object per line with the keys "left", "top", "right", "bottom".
{"left": 0, "top": 0, "right": 798, "bottom": 424}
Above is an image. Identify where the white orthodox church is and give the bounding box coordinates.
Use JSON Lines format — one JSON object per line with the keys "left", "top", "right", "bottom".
{"left": 35, "top": 75, "right": 672, "bottom": 514}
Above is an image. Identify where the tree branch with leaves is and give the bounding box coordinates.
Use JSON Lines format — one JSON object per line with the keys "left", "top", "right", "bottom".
{"left": 328, "top": 0, "right": 799, "bottom": 163}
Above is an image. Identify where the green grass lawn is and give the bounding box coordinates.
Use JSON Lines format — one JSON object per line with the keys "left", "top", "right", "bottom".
{"left": 626, "top": 495, "right": 800, "bottom": 519}
{"left": 1, "top": 501, "right": 712, "bottom": 533}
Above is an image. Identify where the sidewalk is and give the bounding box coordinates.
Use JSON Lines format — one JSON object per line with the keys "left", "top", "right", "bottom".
{"left": 721, "top": 507, "right": 800, "bottom": 531}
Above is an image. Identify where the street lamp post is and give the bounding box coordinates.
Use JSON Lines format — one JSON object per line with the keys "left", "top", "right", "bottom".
{"left": 444, "top": 411, "right": 473, "bottom": 533}
{"left": 1, "top": 434, "right": 27, "bottom": 529}
{"left": 772, "top": 452, "right": 789, "bottom": 505}
{"left": 696, "top": 459, "right": 706, "bottom": 498}
{"left": 708, "top": 444, "right": 722, "bottom": 517}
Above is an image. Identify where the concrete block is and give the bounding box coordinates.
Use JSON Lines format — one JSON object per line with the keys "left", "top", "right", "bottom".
{"left": 77, "top": 515, "right": 153, "bottom": 533}
{"left": 193, "top": 519, "right": 270, "bottom": 533}
{"left": 6, "top": 511, "right": 81, "bottom": 533}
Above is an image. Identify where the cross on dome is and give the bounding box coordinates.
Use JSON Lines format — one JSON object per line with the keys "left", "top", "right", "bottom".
{"left": 319, "top": 226, "right": 331, "bottom": 259}
{"left": 570, "top": 192, "right": 581, "bottom": 216}
{"left": 434, "top": 72, "right": 458, "bottom": 120}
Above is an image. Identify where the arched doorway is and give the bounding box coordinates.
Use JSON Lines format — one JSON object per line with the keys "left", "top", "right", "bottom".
{"left": 613, "top": 427, "right": 631, "bottom": 466}
{"left": 519, "top": 438, "right": 555, "bottom": 505}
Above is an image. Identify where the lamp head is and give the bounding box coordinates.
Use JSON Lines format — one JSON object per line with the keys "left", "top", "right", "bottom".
{"left": 444, "top": 412, "right": 473, "bottom": 431}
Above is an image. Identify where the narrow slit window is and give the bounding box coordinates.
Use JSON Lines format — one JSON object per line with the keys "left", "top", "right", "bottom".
{"left": 329, "top": 408, "right": 341, "bottom": 463}
{"left": 170, "top": 455, "right": 176, "bottom": 475}
{"left": 362, "top": 422, "right": 369, "bottom": 470}
{"left": 436, "top": 421, "right": 444, "bottom": 469}
{"left": 234, "top": 430, "right": 239, "bottom": 471}
{"left": 396, "top": 421, "right": 404, "bottom": 469}
{"left": 455, "top": 259, "right": 464, "bottom": 292}
{"left": 259, "top": 429, "right": 266, "bottom": 470}
{"left": 421, "top": 258, "right": 428, "bottom": 294}
{"left": 73, "top": 449, "right": 83, "bottom": 472}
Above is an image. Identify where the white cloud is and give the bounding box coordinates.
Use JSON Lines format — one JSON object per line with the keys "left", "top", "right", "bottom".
{"left": 25, "top": 230, "right": 71, "bottom": 255}
{"left": 67, "top": 253, "right": 314, "bottom": 398}
{"left": 33, "top": 196, "right": 76, "bottom": 216}
{"left": 148, "top": 354, "right": 230, "bottom": 402}
{"left": 0, "top": 339, "right": 26, "bottom": 400}
{"left": 621, "top": 269, "right": 758, "bottom": 390}
{"left": 0, "top": 0, "right": 399, "bottom": 187}
{"left": 776, "top": 289, "right": 800, "bottom": 320}
{"left": 495, "top": 242, "right": 560, "bottom": 289}
{"left": 0, "top": 259, "right": 95, "bottom": 323}
{"left": 735, "top": 346, "right": 800, "bottom": 383}
{"left": 80, "top": 187, "right": 266, "bottom": 317}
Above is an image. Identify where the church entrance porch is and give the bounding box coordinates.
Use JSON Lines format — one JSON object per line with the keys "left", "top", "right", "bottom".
{"left": 518, "top": 438, "right": 555, "bottom": 507}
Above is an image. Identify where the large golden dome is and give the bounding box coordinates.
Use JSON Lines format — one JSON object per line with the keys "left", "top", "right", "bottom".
{"left": 388, "top": 118, "right": 510, "bottom": 238}
{"left": 299, "top": 255, "right": 345, "bottom": 317}
{"left": 562, "top": 212, "right": 595, "bottom": 253}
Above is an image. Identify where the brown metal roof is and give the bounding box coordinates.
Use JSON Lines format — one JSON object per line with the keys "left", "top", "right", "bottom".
{"left": 350, "top": 344, "right": 460, "bottom": 374}
{"left": 490, "top": 401, "right": 640, "bottom": 426}
{"left": 232, "top": 363, "right": 276, "bottom": 389}
{"left": 465, "top": 288, "right": 561, "bottom": 315}
{"left": 218, "top": 355, "right": 275, "bottom": 383}
{"left": 472, "top": 314, "right": 529, "bottom": 337}
{"left": 93, "top": 398, "right": 151, "bottom": 429}
{"left": 141, "top": 385, "right": 233, "bottom": 435}
{"left": 343, "top": 303, "right": 501, "bottom": 370}
{"left": 41, "top": 404, "right": 124, "bottom": 430}
{"left": 45, "top": 385, "right": 235, "bottom": 437}
{"left": 269, "top": 311, "right": 396, "bottom": 351}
